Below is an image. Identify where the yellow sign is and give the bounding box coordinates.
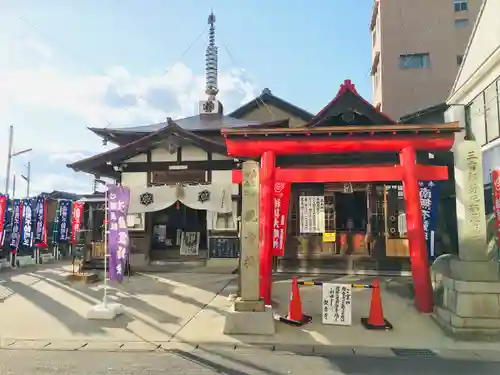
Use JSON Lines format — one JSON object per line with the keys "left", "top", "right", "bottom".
{"left": 323, "top": 232, "right": 336, "bottom": 242}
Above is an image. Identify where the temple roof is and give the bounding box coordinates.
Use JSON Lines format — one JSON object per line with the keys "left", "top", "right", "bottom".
{"left": 307, "top": 79, "right": 396, "bottom": 127}
{"left": 89, "top": 113, "right": 286, "bottom": 135}
{"left": 228, "top": 88, "right": 314, "bottom": 121}
{"left": 68, "top": 119, "right": 233, "bottom": 176}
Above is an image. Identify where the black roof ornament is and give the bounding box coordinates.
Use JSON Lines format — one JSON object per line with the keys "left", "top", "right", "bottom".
{"left": 261, "top": 88, "right": 272, "bottom": 96}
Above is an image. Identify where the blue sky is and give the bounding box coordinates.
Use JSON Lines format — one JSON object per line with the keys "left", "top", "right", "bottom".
{"left": 0, "top": 0, "right": 374, "bottom": 195}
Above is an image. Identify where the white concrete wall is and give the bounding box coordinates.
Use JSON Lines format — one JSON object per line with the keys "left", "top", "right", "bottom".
{"left": 150, "top": 148, "right": 176, "bottom": 162}
{"left": 121, "top": 144, "right": 237, "bottom": 198}
{"left": 446, "top": 0, "right": 500, "bottom": 132}
{"left": 122, "top": 171, "right": 147, "bottom": 187}
{"left": 452, "top": 0, "right": 500, "bottom": 97}
{"left": 180, "top": 146, "right": 208, "bottom": 161}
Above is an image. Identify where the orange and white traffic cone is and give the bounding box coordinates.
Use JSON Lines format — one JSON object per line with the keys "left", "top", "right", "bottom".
{"left": 361, "top": 280, "right": 393, "bottom": 330}
{"left": 278, "top": 276, "right": 312, "bottom": 326}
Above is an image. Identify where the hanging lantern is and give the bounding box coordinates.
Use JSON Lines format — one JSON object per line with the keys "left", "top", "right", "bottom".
{"left": 176, "top": 201, "right": 180, "bottom": 210}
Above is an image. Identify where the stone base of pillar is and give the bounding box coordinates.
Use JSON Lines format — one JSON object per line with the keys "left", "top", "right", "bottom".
{"left": 223, "top": 299, "right": 275, "bottom": 335}
{"left": 432, "top": 256, "right": 500, "bottom": 340}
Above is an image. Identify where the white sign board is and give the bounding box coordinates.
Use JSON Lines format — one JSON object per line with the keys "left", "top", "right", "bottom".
{"left": 180, "top": 232, "right": 200, "bottom": 256}
{"left": 322, "top": 283, "right": 352, "bottom": 326}
{"left": 299, "top": 196, "right": 325, "bottom": 233}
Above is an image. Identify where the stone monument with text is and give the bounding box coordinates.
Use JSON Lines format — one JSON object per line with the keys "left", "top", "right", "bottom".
{"left": 223, "top": 160, "right": 275, "bottom": 335}
{"left": 433, "top": 140, "right": 500, "bottom": 338}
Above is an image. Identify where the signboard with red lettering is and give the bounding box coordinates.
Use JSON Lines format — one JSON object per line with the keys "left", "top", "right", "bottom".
{"left": 491, "top": 170, "right": 500, "bottom": 247}
{"left": 272, "top": 182, "right": 291, "bottom": 256}
{"left": 71, "top": 202, "right": 84, "bottom": 245}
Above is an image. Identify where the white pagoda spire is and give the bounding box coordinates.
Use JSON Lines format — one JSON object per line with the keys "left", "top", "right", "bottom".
{"left": 205, "top": 11, "right": 219, "bottom": 100}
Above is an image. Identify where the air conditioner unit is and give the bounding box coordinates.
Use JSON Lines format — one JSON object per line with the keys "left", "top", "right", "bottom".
{"left": 199, "top": 99, "right": 220, "bottom": 115}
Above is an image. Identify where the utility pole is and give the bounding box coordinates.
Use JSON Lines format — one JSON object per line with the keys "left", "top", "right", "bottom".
{"left": 12, "top": 173, "right": 16, "bottom": 199}
{"left": 5, "top": 125, "right": 13, "bottom": 195}
{"left": 4, "top": 125, "right": 33, "bottom": 197}
{"left": 21, "top": 161, "right": 31, "bottom": 198}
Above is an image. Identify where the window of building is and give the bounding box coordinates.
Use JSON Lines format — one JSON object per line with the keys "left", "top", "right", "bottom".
{"left": 466, "top": 93, "right": 487, "bottom": 145}
{"left": 453, "top": 0, "right": 468, "bottom": 12}
{"left": 457, "top": 55, "right": 464, "bottom": 66}
{"left": 454, "top": 18, "right": 469, "bottom": 28}
{"left": 485, "top": 80, "right": 500, "bottom": 143}
{"left": 399, "top": 53, "right": 430, "bottom": 69}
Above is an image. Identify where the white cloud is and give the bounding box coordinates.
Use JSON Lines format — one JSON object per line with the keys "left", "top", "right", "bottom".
{"left": 22, "top": 38, "right": 53, "bottom": 60}
{"left": 49, "top": 152, "right": 90, "bottom": 164}
{"left": 0, "top": 34, "right": 259, "bottom": 196}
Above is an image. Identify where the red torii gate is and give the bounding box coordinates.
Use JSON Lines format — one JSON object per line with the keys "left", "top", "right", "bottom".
{"left": 223, "top": 124, "right": 459, "bottom": 314}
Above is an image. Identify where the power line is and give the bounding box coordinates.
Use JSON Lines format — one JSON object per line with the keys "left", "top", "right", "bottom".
{"left": 219, "top": 38, "right": 276, "bottom": 120}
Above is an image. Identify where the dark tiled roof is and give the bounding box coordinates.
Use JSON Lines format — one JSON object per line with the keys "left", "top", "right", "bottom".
{"left": 228, "top": 88, "right": 314, "bottom": 121}
{"left": 68, "top": 118, "right": 230, "bottom": 174}
{"left": 89, "top": 113, "right": 287, "bottom": 137}
{"left": 308, "top": 80, "right": 396, "bottom": 126}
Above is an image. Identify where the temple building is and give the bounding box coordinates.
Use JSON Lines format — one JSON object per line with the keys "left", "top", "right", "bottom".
{"left": 68, "top": 13, "right": 312, "bottom": 268}
{"left": 69, "top": 12, "right": 460, "bottom": 283}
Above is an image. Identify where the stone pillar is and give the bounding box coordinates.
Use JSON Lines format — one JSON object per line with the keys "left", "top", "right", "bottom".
{"left": 240, "top": 160, "right": 261, "bottom": 301}
{"left": 433, "top": 140, "right": 500, "bottom": 339}
{"left": 223, "top": 161, "right": 275, "bottom": 335}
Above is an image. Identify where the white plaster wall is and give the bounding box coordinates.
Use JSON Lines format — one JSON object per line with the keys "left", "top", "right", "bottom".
{"left": 453, "top": 0, "right": 500, "bottom": 96}
{"left": 181, "top": 145, "right": 208, "bottom": 161}
{"left": 212, "top": 152, "right": 232, "bottom": 160}
{"left": 212, "top": 170, "right": 238, "bottom": 195}
{"left": 125, "top": 154, "right": 147, "bottom": 163}
{"left": 151, "top": 148, "right": 176, "bottom": 162}
{"left": 121, "top": 172, "right": 147, "bottom": 188}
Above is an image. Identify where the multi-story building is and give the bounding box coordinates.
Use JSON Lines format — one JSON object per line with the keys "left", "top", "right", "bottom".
{"left": 371, "top": 0, "right": 482, "bottom": 120}
{"left": 446, "top": 0, "right": 500, "bottom": 187}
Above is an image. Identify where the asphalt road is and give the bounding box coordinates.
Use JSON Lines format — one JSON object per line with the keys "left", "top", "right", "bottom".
{"left": 0, "top": 348, "right": 498, "bottom": 375}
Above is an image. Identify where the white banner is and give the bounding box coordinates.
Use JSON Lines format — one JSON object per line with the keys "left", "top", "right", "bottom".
{"left": 299, "top": 196, "right": 325, "bottom": 233}
{"left": 322, "top": 283, "right": 352, "bottom": 326}
{"left": 128, "top": 184, "right": 232, "bottom": 214}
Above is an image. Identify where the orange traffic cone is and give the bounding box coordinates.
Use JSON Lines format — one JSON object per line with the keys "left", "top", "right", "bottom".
{"left": 278, "top": 277, "right": 312, "bottom": 326}
{"left": 361, "top": 280, "right": 393, "bottom": 330}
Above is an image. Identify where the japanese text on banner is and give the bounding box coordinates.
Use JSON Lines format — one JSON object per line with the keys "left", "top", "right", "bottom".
{"left": 0, "top": 195, "right": 8, "bottom": 247}
{"left": 20, "top": 199, "right": 34, "bottom": 248}
{"left": 34, "top": 198, "right": 46, "bottom": 244}
{"left": 491, "top": 170, "right": 500, "bottom": 248}
{"left": 10, "top": 200, "right": 22, "bottom": 251}
{"left": 107, "top": 185, "right": 131, "bottom": 283}
{"left": 272, "top": 183, "right": 291, "bottom": 256}
{"left": 71, "top": 202, "right": 84, "bottom": 244}
{"left": 57, "top": 200, "right": 72, "bottom": 243}
{"left": 419, "top": 181, "right": 439, "bottom": 259}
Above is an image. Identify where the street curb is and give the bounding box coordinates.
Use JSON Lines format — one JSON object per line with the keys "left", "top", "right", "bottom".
{"left": 0, "top": 339, "right": 499, "bottom": 361}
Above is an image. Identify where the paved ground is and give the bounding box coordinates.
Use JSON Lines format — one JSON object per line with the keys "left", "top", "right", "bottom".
{"left": 0, "top": 347, "right": 499, "bottom": 375}
{"left": 1, "top": 264, "right": 499, "bottom": 361}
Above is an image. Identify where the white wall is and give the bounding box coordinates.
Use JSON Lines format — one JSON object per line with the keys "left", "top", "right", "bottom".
{"left": 181, "top": 146, "right": 208, "bottom": 161}
{"left": 122, "top": 172, "right": 147, "bottom": 187}
{"left": 452, "top": 0, "right": 500, "bottom": 98}
{"left": 121, "top": 145, "right": 237, "bottom": 194}
{"left": 449, "top": 0, "right": 500, "bottom": 105}
{"left": 125, "top": 154, "right": 147, "bottom": 163}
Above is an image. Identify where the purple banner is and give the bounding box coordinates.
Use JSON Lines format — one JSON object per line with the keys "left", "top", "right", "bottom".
{"left": 107, "top": 184, "right": 130, "bottom": 283}
{"left": 10, "top": 199, "right": 22, "bottom": 251}
{"left": 20, "top": 199, "right": 34, "bottom": 248}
